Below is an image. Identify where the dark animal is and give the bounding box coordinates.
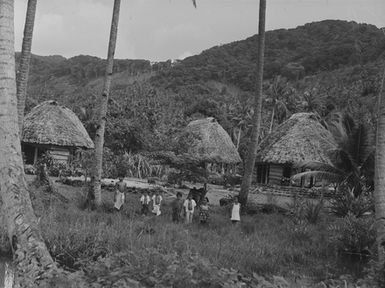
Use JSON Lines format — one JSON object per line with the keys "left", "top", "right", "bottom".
{"left": 189, "top": 183, "right": 207, "bottom": 205}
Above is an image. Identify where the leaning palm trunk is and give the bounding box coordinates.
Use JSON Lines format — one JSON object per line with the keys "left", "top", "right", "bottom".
{"left": 90, "top": 0, "right": 121, "bottom": 207}
{"left": 16, "top": 0, "right": 37, "bottom": 135}
{"left": 239, "top": 0, "right": 266, "bottom": 205}
{"left": 0, "top": 0, "right": 56, "bottom": 285}
{"left": 375, "top": 64, "right": 385, "bottom": 267}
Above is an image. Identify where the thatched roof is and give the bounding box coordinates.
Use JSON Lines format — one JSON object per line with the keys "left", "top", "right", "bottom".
{"left": 256, "top": 113, "right": 337, "bottom": 165}
{"left": 179, "top": 117, "right": 241, "bottom": 164}
{"left": 22, "top": 100, "right": 94, "bottom": 149}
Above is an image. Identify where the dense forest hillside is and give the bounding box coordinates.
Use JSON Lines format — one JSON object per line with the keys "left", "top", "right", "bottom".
{"left": 21, "top": 20, "right": 385, "bottom": 158}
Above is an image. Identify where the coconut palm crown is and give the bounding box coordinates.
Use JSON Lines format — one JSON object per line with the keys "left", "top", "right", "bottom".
{"left": 292, "top": 112, "right": 375, "bottom": 195}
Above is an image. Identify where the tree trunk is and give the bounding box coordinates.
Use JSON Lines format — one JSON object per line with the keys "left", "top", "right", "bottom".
{"left": 16, "top": 0, "right": 37, "bottom": 135}
{"left": 269, "top": 103, "right": 275, "bottom": 134}
{"left": 0, "top": 0, "right": 56, "bottom": 285}
{"left": 375, "top": 64, "right": 385, "bottom": 267}
{"left": 90, "top": 0, "right": 121, "bottom": 207}
{"left": 236, "top": 127, "right": 242, "bottom": 149}
{"left": 239, "top": 0, "right": 266, "bottom": 206}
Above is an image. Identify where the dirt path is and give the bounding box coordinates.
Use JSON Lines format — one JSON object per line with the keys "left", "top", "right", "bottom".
{"left": 29, "top": 174, "right": 320, "bottom": 209}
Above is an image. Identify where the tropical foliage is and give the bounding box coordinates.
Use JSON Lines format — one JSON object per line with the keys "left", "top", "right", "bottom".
{"left": 18, "top": 20, "right": 384, "bottom": 164}
{"left": 292, "top": 112, "right": 375, "bottom": 195}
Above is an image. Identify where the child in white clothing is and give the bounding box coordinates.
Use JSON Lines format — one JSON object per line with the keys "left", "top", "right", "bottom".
{"left": 114, "top": 177, "right": 126, "bottom": 211}
{"left": 183, "top": 194, "right": 197, "bottom": 224}
{"left": 140, "top": 190, "right": 151, "bottom": 215}
{"left": 152, "top": 191, "right": 163, "bottom": 216}
{"left": 231, "top": 196, "right": 241, "bottom": 224}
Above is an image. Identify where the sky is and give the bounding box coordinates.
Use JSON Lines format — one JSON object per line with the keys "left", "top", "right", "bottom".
{"left": 14, "top": 0, "right": 385, "bottom": 62}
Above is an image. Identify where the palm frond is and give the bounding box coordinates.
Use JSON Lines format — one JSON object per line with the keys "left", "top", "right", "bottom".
{"left": 326, "top": 111, "right": 352, "bottom": 144}
{"left": 352, "top": 123, "right": 375, "bottom": 165}
{"left": 295, "top": 161, "right": 344, "bottom": 175}
{"left": 291, "top": 170, "right": 343, "bottom": 183}
{"left": 331, "top": 149, "right": 359, "bottom": 176}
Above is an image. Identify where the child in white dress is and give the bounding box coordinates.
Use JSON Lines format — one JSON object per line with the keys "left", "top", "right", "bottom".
{"left": 114, "top": 177, "right": 126, "bottom": 211}
{"left": 231, "top": 196, "right": 241, "bottom": 224}
{"left": 183, "top": 194, "right": 197, "bottom": 224}
{"left": 152, "top": 190, "right": 163, "bottom": 216}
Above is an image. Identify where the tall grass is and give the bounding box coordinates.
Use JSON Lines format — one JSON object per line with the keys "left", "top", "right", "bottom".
{"left": 38, "top": 190, "right": 340, "bottom": 282}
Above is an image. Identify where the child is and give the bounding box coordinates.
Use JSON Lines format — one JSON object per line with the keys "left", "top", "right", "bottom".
{"left": 152, "top": 190, "right": 163, "bottom": 216}
{"left": 183, "top": 194, "right": 196, "bottom": 224}
{"left": 140, "top": 190, "right": 151, "bottom": 215}
{"left": 230, "top": 196, "right": 241, "bottom": 224}
{"left": 114, "top": 177, "right": 126, "bottom": 211}
{"left": 171, "top": 192, "right": 183, "bottom": 222}
{"left": 199, "top": 197, "right": 209, "bottom": 224}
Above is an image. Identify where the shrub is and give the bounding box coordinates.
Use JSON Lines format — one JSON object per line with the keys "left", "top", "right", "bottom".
{"left": 328, "top": 213, "right": 375, "bottom": 256}
{"left": 84, "top": 248, "right": 288, "bottom": 288}
{"left": 287, "top": 194, "right": 323, "bottom": 224}
{"left": 330, "top": 185, "right": 374, "bottom": 218}
{"left": 34, "top": 152, "right": 72, "bottom": 177}
{"left": 304, "top": 199, "right": 324, "bottom": 224}
{"left": 49, "top": 161, "right": 71, "bottom": 177}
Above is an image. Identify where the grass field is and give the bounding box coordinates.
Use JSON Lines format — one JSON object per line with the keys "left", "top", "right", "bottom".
{"left": 0, "top": 179, "right": 376, "bottom": 287}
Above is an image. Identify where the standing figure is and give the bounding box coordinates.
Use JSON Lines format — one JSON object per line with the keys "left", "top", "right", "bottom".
{"left": 230, "top": 196, "right": 241, "bottom": 224}
{"left": 199, "top": 197, "right": 209, "bottom": 224}
{"left": 140, "top": 190, "right": 151, "bottom": 215}
{"left": 171, "top": 192, "right": 184, "bottom": 223}
{"left": 152, "top": 190, "right": 163, "bottom": 216}
{"left": 183, "top": 194, "right": 197, "bottom": 224}
{"left": 114, "top": 177, "right": 126, "bottom": 211}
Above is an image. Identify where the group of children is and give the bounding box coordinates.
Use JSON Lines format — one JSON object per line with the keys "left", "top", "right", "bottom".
{"left": 114, "top": 177, "right": 241, "bottom": 224}
{"left": 114, "top": 177, "right": 164, "bottom": 216}
{"left": 170, "top": 192, "right": 211, "bottom": 224}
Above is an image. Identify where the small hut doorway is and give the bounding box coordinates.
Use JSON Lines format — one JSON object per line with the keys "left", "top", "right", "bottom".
{"left": 282, "top": 164, "right": 292, "bottom": 186}
{"left": 256, "top": 163, "right": 269, "bottom": 184}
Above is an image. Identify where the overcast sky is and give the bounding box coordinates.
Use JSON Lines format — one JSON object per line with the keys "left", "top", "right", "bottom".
{"left": 14, "top": 0, "right": 385, "bottom": 61}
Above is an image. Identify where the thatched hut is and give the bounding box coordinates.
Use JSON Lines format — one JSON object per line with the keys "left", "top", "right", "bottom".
{"left": 255, "top": 113, "right": 337, "bottom": 186}
{"left": 22, "top": 100, "right": 94, "bottom": 164}
{"left": 179, "top": 117, "right": 241, "bottom": 165}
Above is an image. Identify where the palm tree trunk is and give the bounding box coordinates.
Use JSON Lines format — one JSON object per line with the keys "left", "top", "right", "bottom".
{"left": 239, "top": 0, "right": 266, "bottom": 205}
{"left": 90, "top": 0, "right": 121, "bottom": 207}
{"left": 375, "top": 64, "right": 385, "bottom": 266}
{"left": 0, "top": 0, "right": 56, "bottom": 285}
{"left": 16, "top": 0, "right": 37, "bottom": 135}
{"left": 236, "top": 127, "right": 242, "bottom": 149}
{"left": 269, "top": 103, "right": 275, "bottom": 134}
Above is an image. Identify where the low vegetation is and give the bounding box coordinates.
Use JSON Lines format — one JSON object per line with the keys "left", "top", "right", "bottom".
{"left": 20, "top": 180, "right": 377, "bottom": 287}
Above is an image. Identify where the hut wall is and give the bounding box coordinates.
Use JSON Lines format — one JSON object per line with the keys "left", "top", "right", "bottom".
{"left": 256, "top": 164, "right": 269, "bottom": 184}
{"left": 268, "top": 164, "right": 283, "bottom": 185}
{"left": 50, "top": 148, "right": 70, "bottom": 163}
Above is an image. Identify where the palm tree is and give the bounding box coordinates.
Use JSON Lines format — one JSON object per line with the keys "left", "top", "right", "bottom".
{"left": 265, "top": 76, "right": 291, "bottom": 133}
{"left": 0, "top": 0, "right": 56, "bottom": 284}
{"left": 292, "top": 112, "right": 374, "bottom": 195}
{"left": 90, "top": 0, "right": 121, "bottom": 207}
{"left": 374, "top": 65, "right": 385, "bottom": 267}
{"left": 239, "top": 0, "right": 267, "bottom": 205}
{"left": 16, "top": 0, "right": 37, "bottom": 134}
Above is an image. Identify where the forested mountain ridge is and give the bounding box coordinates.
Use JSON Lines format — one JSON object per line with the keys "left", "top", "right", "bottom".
{"left": 21, "top": 20, "right": 385, "bottom": 157}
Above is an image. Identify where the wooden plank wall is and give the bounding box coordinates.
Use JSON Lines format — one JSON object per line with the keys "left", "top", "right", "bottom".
{"left": 268, "top": 164, "right": 283, "bottom": 185}
{"left": 50, "top": 148, "right": 70, "bottom": 163}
